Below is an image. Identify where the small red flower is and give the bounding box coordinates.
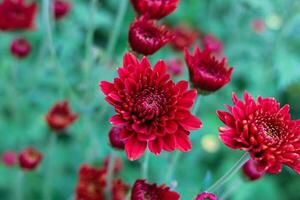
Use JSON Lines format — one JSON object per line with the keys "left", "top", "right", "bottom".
{"left": 45, "top": 101, "right": 78, "bottom": 131}
{"left": 53, "top": 0, "right": 71, "bottom": 20}
{"left": 217, "top": 92, "right": 300, "bottom": 174}
{"left": 166, "top": 58, "right": 183, "bottom": 76}
{"left": 128, "top": 16, "right": 173, "bottom": 56}
{"left": 252, "top": 19, "right": 265, "bottom": 34}
{"left": 0, "top": 0, "right": 37, "bottom": 31}
{"left": 195, "top": 192, "right": 218, "bottom": 200}
{"left": 18, "top": 147, "right": 43, "bottom": 170}
{"left": 242, "top": 159, "right": 265, "bottom": 181}
{"left": 109, "top": 127, "right": 125, "bottom": 150}
{"left": 100, "top": 53, "right": 202, "bottom": 160}
{"left": 130, "top": 0, "right": 180, "bottom": 19}
{"left": 170, "top": 25, "right": 199, "bottom": 51}
{"left": 131, "top": 179, "right": 180, "bottom": 200}
{"left": 201, "top": 34, "right": 223, "bottom": 55}
{"left": 2, "top": 151, "right": 18, "bottom": 167}
{"left": 10, "top": 37, "right": 31, "bottom": 59}
{"left": 184, "top": 47, "right": 233, "bottom": 94}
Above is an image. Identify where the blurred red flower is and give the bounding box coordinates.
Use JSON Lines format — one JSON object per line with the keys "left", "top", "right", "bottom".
{"left": 201, "top": 34, "right": 223, "bottom": 55}
{"left": 112, "top": 179, "right": 130, "bottom": 200}
{"left": 10, "top": 37, "right": 31, "bottom": 59}
{"left": 109, "top": 127, "right": 126, "bottom": 150}
{"left": 170, "top": 25, "right": 199, "bottom": 51}
{"left": 53, "top": 0, "right": 71, "bottom": 20}
{"left": 131, "top": 179, "right": 180, "bottom": 200}
{"left": 195, "top": 192, "right": 218, "bottom": 200}
{"left": 184, "top": 47, "right": 233, "bottom": 94}
{"left": 166, "top": 58, "right": 183, "bottom": 76}
{"left": 130, "top": 0, "right": 180, "bottom": 19}
{"left": 19, "top": 147, "right": 43, "bottom": 170}
{"left": 0, "top": 0, "right": 37, "bottom": 31}
{"left": 45, "top": 101, "right": 78, "bottom": 132}
{"left": 217, "top": 92, "right": 300, "bottom": 174}
{"left": 128, "top": 16, "right": 173, "bottom": 55}
{"left": 2, "top": 151, "right": 18, "bottom": 167}
{"left": 252, "top": 19, "right": 265, "bottom": 34}
{"left": 242, "top": 159, "right": 265, "bottom": 181}
{"left": 103, "top": 155, "right": 123, "bottom": 175}
{"left": 100, "top": 53, "right": 202, "bottom": 160}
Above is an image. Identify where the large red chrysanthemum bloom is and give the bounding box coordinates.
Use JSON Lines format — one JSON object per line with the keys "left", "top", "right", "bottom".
{"left": 128, "top": 16, "right": 174, "bottom": 56}
{"left": 217, "top": 92, "right": 300, "bottom": 174}
{"left": 184, "top": 46, "right": 233, "bottom": 94}
{"left": 242, "top": 159, "right": 265, "bottom": 181}
{"left": 100, "top": 53, "right": 202, "bottom": 160}
{"left": 18, "top": 147, "right": 43, "bottom": 170}
{"left": 130, "top": 0, "right": 180, "bottom": 20}
{"left": 0, "top": 0, "right": 37, "bottom": 31}
{"left": 131, "top": 179, "right": 180, "bottom": 200}
{"left": 170, "top": 25, "right": 199, "bottom": 51}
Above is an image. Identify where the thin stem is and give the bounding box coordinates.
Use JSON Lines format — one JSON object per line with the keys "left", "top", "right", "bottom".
{"left": 105, "top": 152, "right": 116, "bottom": 200}
{"left": 165, "top": 151, "right": 180, "bottom": 182}
{"left": 206, "top": 153, "right": 250, "bottom": 193}
{"left": 142, "top": 150, "right": 150, "bottom": 179}
{"left": 14, "top": 170, "right": 24, "bottom": 200}
{"left": 192, "top": 94, "right": 201, "bottom": 115}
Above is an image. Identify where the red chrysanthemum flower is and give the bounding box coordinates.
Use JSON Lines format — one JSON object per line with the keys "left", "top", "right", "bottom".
{"left": 100, "top": 53, "right": 202, "bottom": 160}
{"left": 201, "top": 34, "right": 223, "bottom": 55}
{"left": 170, "top": 25, "right": 199, "bottom": 51}
{"left": 130, "top": 0, "right": 180, "bottom": 20}
{"left": 217, "top": 92, "right": 300, "bottom": 174}
{"left": 112, "top": 179, "right": 130, "bottom": 200}
{"left": 10, "top": 37, "right": 31, "bottom": 59}
{"left": 242, "top": 159, "right": 265, "bottom": 181}
{"left": 53, "top": 0, "right": 71, "bottom": 20}
{"left": 18, "top": 147, "right": 43, "bottom": 170}
{"left": 166, "top": 58, "right": 183, "bottom": 76}
{"left": 109, "top": 127, "right": 126, "bottom": 150}
{"left": 128, "top": 16, "right": 174, "bottom": 56}
{"left": 184, "top": 47, "right": 233, "bottom": 94}
{"left": 45, "top": 101, "right": 78, "bottom": 132}
{"left": 0, "top": 0, "right": 37, "bottom": 31}
{"left": 195, "top": 192, "right": 218, "bottom": 200}
{"left": 2, "top": 151, "right": 18, "bottom": 167}
{"left": 131, "top": 179, "right": 180, "bottom": 200}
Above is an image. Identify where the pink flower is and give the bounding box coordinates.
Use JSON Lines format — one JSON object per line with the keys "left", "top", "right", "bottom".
{"left": 195, "top": 192, "right": 218, "bottom": 200}
{"left": 10, "top": 37, "right": 32, "bottom": 59}
{"left": 242, "top": 159, "right": 265, "bottom": 181}
{"left": 166, "top": 58, "right": 183, "bottom": 76}
{"left": 2, "top": 151, "right": 18, "bottom": 166}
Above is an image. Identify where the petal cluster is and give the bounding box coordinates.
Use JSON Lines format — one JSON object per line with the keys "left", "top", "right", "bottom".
{"left": 100, "top": 53, "right": 202, "bottom": 160}
{"left": 19, "top": 147, "right": 43, "bottom": 170}
{"left": 195, "top": 192, "right": 218, "bottom": 200}
{"left": 217, "top": 92, "right": 300, "bottom": 174}
{"left": 201, "top": 34, "right": 223, "bottom": 55}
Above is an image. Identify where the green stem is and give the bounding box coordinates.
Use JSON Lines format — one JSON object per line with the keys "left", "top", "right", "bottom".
{"left": 105, "top": 152, "right": 116, "bottom": 200}
{"left": 192, "top": 94, "right": 201, "bottom": 115}
{"left": 142, "top": 150, "right": 150, "bottom": 179}
{"left": 14, "top": 170, "right": 24, "bottom": 200}
{"left": 206, "top": 153, "right": 250, "bottom": 193}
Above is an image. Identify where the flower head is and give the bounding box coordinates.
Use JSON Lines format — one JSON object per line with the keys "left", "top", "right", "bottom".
{"left": 19, "top": 147, "right": 43, "bottom": 170}
{"left": 10, "top": 37, "right": 31, "bottom": 59}
{"left": 0, "top": 0, "right": 37, "bottom": 31}
{"left": 242, "top": 159, "right": 265, "bottom": 181}
{"left": 195, "top": 192, "right": 218, "bottom": 200}
{"left": 184, "top": 47, "right": 233, "bottom": 94}
{"left": 131, "top": 179, "right": 180, "bottom": 200}
{"left": 130, "top": 0, "right": 180, "bottom": 19}
{"left": 53, "top": 0, "right": 71, "bottom": 20}
{"left": 45, "top": 101, "right": 78, "bottom": 132}
{"left": 201, "top": 34, "right": 223, "bottom": 55}
{"left": 217, "top": 92, "right": 300, "bottom": 174}
{"left": 129, "top": 17, "right": 173, "bottom": 56}
{"left": 109, "top": 127, "right": 126, "bottom": 150}
{"left": 100, "top": 53, "right": 202, "bottom": 160}
{"left": 2, "top": 151, "right": 18, "bottom": 167}
{"left": 170, "top": 25, "right": 199, "bottom": 51}
{"left": 166, "top": 58, "right": 183, "bottom": 76}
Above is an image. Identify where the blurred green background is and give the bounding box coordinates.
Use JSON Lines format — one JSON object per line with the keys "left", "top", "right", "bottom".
{"left": 0, "top": 0, "right": 300, "bottom": 199}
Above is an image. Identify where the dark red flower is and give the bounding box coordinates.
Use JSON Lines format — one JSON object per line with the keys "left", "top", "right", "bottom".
{"left": 128, "top": 16, "right": 174, "bottom": 56}
{"left": 10, "top": 37, "right": 31, "bottom": 59}
{"left": 100, "top": 53, "right": 202, "bottom": 160}
{"left": 0, "top": 0, "right": 37, "bottom": 31}
{"left": 131, "top": 179, "right": 180, "bottom": 200}
{"left": 109, "top": 127, "right": 125, "bottom": 150}
{"left": 166, "top": 58, "right": 183, "bottom": 76}
{"left": 242, "top": 159, "right": 265, "bottom": 181}
{"left": 112, "top": 179, "right": 130, "bottom": 200}
{"left": 217, "top": 92, "right": 300, "bottom": 174}
{"left": 53, "top": 0, "right": 71, "bottom": 20}
{"left": 184, "top": 47, "right": 233, "bottom": 94}
{"left": 195, "top": 192, "right": 218, "bottom": 200}
{"left": 201, "top": 34, "right": 223, "bottom": 55}
{"left": 103, "top": 155, "right": 123, "bottom": 175}
{"left": 18, "top": 147, "right": 43, "bottom": 170}
{"left": 252, "top": 19, "right": 265, "bottom": 34}
{"left": 45, "top": 101, "right": 78, "bottom": 131}
{"left": 170, "top": 25, "right": 199, "bottom": 51}
{"left": 130, "top": 0, "right": 180, "bottom": 19}
{"left": 2, "top": 151, "right": 18, "bottom": 167}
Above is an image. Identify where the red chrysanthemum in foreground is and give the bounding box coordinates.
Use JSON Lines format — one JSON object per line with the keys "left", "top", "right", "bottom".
{"left": 0, "top": 0, "right": 37, "bottom": 31}
{"left": 2, "top": 151, "right": 18, "bottom": 167}
{"left": 100, "top": 53, "right": 202, "bottom": 160}
{"left": 195, "top": 192, "right": 218, "bottom": 200}
{"left": 128, "top": 17, "right": 174, "bottom": 56}
{"left": 45, "top": 101, "right": 78, "bottom": 131}
{"left": 170, "top": 25, "right": 199, "bottom": 51}
{"left": 252, "top": 19, "right": 265, "bottom": 34}
{"left": 201, "top": 34, "right": 223, "bottom": 55}
{"left": 130, "top": 0, "right": 180, "bottom": 19}
{"left": 166, "top": 58, "right": 183, "bottom": 76}
{"left": 10, "top": 37, "right": 32, "bottom": 59}
{"left": 217, "top": 92, "right": 300, "bottom": 174}
{"left": 242, "top": 159, "right": 265, "bottom": 181}
{"left": 131, "top": 179, "right": 180, "bottom": 200}
{"left": 53, "top": 0, "right": 71, "bottom": 20}
{"left": 109, "top": 127, "right": 125, "bottom": 150}
{"left": 19, "top": 147, "right": 43, "bottom": 170}
{"left": 184, "top": 47, "right": 233, "bottom": 94}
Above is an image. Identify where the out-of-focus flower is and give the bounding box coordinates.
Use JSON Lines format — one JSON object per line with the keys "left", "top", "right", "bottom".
{"left": 109, "top": 127, "right": 125, "bottom": 150}
{"left": 195, "top": 192, "right": 218, "bottom": 200}
{"left": 166, "top": 58, "right": 183, "bottom": 76}
{"left": 170, "top": 25, "right": 199, "bottom": 51}
{"left": 201, "top": 34, "right": 223, "bottom": 55}
{"left": 100, "top": 53, "right": 202, "bottom": 160}
{"left": 131, "top": 179, "right": 180, "bottom": 200}
{"left": 252, "top": 19, "right": 265, "bottom": 34}
{"left": 53, "top": 0, "right": 71, "bottom": 20}
{"left": 217, "top": 92, "right": 300, "bottom": 174}
{"left": 45, "top": 101, "right": 78, "bottom": 132}
{"left": 266, "top": 14, "right": 282, "bottom": 30}
{"left": 112, "top": 179, "right": 130, "bottom": 200}
{"left": 201, "top": 135, "right": 220, "bottom": 153}
{"left": 10, "top": 37, "right": 31, "bottom": 59}
{"left": 130, "top": 0, "right": 180, "bottom": 19}
{"left": 0, "top": 0, "right": 37, "bottom": 31}
{"left": 103, "top": 155, "right": 123, "bottom": 175}
{"left": 2, "top": 151, "right": 18, "bottom": 167}
{"left": 184, "top": 47, "right": 233, "bottom": 94}
{"left": 242, "top": 159, "right": 265, "bottom": 181}
{"left": 19, "top": 147, "right": 43, "bottom": 170}
{"left": 128, "top": 16, "right": 173, "bottom": 55}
